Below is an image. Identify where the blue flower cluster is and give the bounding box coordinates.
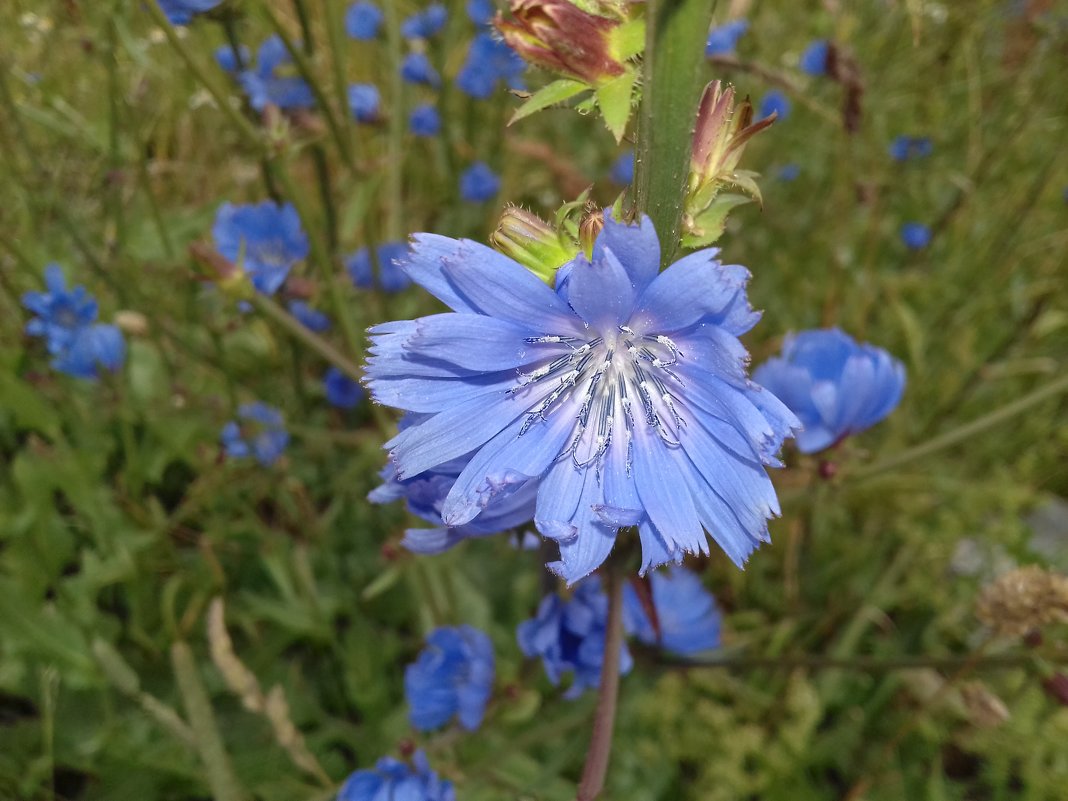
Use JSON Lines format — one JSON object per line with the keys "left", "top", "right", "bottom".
{"left": 799, "top": 39, "right": 830, "bottom": 75}
{"left": 287, "top": 300, "right": 330, "bottom": 333}
{"left": 402, "top": 4, "right": 449, "bottom": 40}
{"left": 345, "top": 1, "right": 383, "bottom": 40}
{"left": 212, "top": 201, "right": 309, "bottom": 295}
{"left": 159, "top": 0, "right": 222, "bottom": 26}
{"left": 348, "top": 83, "right": 381, "bottom": 123}
{"left": 345, "top": 242, "right": 413, "bottom": 293}
{"left": 405, "top": 625, "right": 495, "bottom": 731}
{"left": 705, "top": 19, "right": 748, "bottom": 56}
{"left": 220, "top": 402, "right": 290, "bottom": 466}
{"left": 22, "top": 265, "right": 126, "bottom": 380}
{"left": 623, "top": 566, "right": 721, "bottom": 655}
{"left": 216, "top": 36, "right": 315, "bottom": 112}
{"left": 457, "top": 32, "right": 526, "bottom": 99}
{"left": 889, "top": 135, "right": 933, "bottom": 162}
{"left": 338, "top": 751, "right": 454, "bottom": 801}
{"left": 324, "top": 367, "right": 363, "bottom": 409}
{"left": 753, "top": 328, "right": 905, "bottom": 454}
{"left": 459, "top": 162, "right": 501, "bottom": 203}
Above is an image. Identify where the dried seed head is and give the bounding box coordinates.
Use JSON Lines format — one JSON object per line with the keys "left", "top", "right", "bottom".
{"left": 975, "top": 565, "right": 1068, "bottom": 637}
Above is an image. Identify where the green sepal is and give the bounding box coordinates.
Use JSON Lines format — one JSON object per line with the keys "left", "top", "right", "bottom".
{"left": 682, "top": 193, "right": 754, "bottom": 248}
{"left": 596, "top": 68, "right": 639, "bottom": 143}
{"left": 509, "top": 79, "right": 590, "bottom": 125}
{"left": 611, "top": 17, "right": 647, "bottom": 60}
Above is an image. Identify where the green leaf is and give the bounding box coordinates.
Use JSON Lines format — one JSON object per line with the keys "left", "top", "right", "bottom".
{"left": 596, "top": 68, "right": 639, "bottom": 143}
{"left": 509, "top": 79, "right": 590, "bottom": 125}
{"left": 612, "top": 18, "right": 647, "bottom": 60}
{"left": 681, "top": 193, "right": 753, "bottom": 248}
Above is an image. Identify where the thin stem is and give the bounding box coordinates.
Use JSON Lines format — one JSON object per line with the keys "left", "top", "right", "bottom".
{"left": 382, "top": 0, "right": 405, "bottom": 242}
{"left": 250, "top": 293, "right": 364, "bottom": 383}
{"left": 576, "top": 567, "right": 625, "bottom": 801}
{"left": 658, "top": 648, "right": 1066, "bottom": 673}
{"left": 848, "top": 371, "right": 1068, "bottom": 481}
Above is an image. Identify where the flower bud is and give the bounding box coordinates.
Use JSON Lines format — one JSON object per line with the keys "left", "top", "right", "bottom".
{"left": 496, "top": 0, "right": 626, "bottom": 85}
{"left": 578, "top": 208, "right": 603, "bottom": 259}
{"left": 490, "top": 206, "right": 577, "bottom": 283}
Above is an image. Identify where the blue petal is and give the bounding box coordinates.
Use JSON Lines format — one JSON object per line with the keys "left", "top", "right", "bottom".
{"left": 595, "top": 212, "right": 660, "bottom": 294}
{"left": 565, "top": 246, "right": 637, "bottom": 330}
{"left": 401, "top": 313, "right": 541, "bottom": 370}
{"left": 631, "top": 425, "right": 705, "bottom": 556}
{"left": 633, "top": 250, "right": 751, "bottom": 334}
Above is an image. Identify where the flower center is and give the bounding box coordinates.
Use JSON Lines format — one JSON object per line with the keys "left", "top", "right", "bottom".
{"left": 513, "top": 326, "right": 687, "bottom": 469}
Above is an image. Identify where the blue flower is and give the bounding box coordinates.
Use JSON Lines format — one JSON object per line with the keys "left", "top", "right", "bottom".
{"left": 345, "top": 242, "right": 413, "bottom": 292}
{"left": 888, "top": 135, "right": 933, "bottom": 162}
{"left": 345, "top": 1, "right": 383, "bottom": 40}
{"left": 753, "top": 328, "right": 905, "bottom": 454}
{"left": 777, "top": 163, "right": 801, "bottom": 181}
{"left": 401, "top": 4, "right": 448, "bottom": 39}
{"left": 348, "top": 83, "right": 381, "bottom": 122}
{"left": 409, "top": 104, "right": 442, "bottom": 137}
{"left": 758, "top": 90, "right": 791, "bottom": 121}
{"left": 623, "top": 566, "right": 721, "bottom": 655}
{"left": 212, "top": 201, "right": 309, "bottom": 295}
{"left": 467, "top": 0, "right": 495, "bottom": 25}
{"left": 237, "top": 36, "right": 315, "bottom": 112}
{"left": 405, "top": 626, "right": 495, "bottom": 731}
{"left": 799, "top": 39, "right": 830, "bottom": 75}
{"left": 456, "top": 33, "right": 526, "bottom": 99}
{"left": 365, "top": 211, "right": 799, "bottom": 582}
{"left": 220, "top": 402, "right": 289, "bottom": 467}
{"left": 22, "top": 264, "right": 126, "bottom": 380}
{"left": 401, "top": 52, "right": 441, "bottom": 87}
{"left": 215, "top": 44, "right": 250, "bottom": 74}
{"left": 287, "top": 300, "right": 330, "bottom": 333}
{"left": 370, "top": 416, "right": 538, "bottom": 554}
{"left": 459, "top": 162, "right": 500, "bottom": 202}
{"left": 323, "top": 367, "right": 363, "bottom": 409}
{"left": 338, "top": 751, "right": 454, "bottom": 801}
{"left": 900, "top": 221, "right": 932, "bottom": 250}
{"left": 609, "top": 150, "right": 634, "bottom": 185}
{"left": 158, "top": 0, "right": 222, "bottom": 25}
{"left": 705, "top": 20, "right": 748, "bottom": 56}
{"left": 517, "top": 577, "right": 633, "bottom": 698}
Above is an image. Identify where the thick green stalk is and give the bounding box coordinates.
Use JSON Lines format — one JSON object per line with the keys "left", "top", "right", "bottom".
{"left": 634, "top": 0, "right": 717, "bottom": 267}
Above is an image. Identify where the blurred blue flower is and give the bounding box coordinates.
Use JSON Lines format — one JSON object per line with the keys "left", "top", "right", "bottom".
{"left": 799, "top": 39, "right": 830, "bottom": 75}
{"left": 405, "top": 625, "right": 495, "bottom": 731}
{"left": 402, "top": 4, "right": 448, "bottom": 39}
{"left": 517, "top": 578, "right": 633, "bottom": 698}
{"left": 22, "top": 264, "right": 126, "bottom": 379}
{"left": 467, "top": 0, "right": 495, "bottom": 25}
{"left": 777, "top": 163, "right": 801, "bottom": 181}
{"left": 623, "top": 566, "right": 721, "bottom": 655}
{"left": 370, "top": 418, "right": 539, "bottom": 554}
{"left": 609, "top": 150, "right": 634, "bottom": 185}
{"left": 348, "top": 83, "right": 381, "bottom": 122}
{"left": 705, "top": 20, "right": 748, "bottom": 56}
{"left": 900, "top": 221, "right": 932, "bottom": 250}
{"left": 758, "top": 90, "right": 791, "bottom": 121}
{"left": 457, "top": 33, "right": 526, "bottom": 99}
{"left": 338, "top": 751, "right": 454, "bottom": 801}
{"left": 220, "top": 402, "right": 290, "bottom": 467}
{"left": 401, "top": 52, "right": 441, "bottom": 87}
{"left": 213, "top": 201, "right": 309, "bottom": 295}
{"left": 215, "top": 44, "right": 250, "bottom": 73}
{"left": 345, "top": 1, "right": 384, "bottom": 40}
{"left": 345, "top": 242, "right": 413, "bottom": 292}
{"left": 365, "top": 212, "right": 799, "bottom": 582}
{"left": 753, "top": 328, "right": 906, "bottom": 454}
{"left": 158, "top": 0, "right": 222, "bottom": 25}
{"left": 323, "top": 367, "right": 363, "bottom": 409}
{"left": 233, "top": 36, "right": 315, "bottom": 112}
{"left": 409, "top": 104, "right": 442, "bottom": 137}
{"left": 888, "top": 135, "right": 933, "bottom": 162}
{"left": 287, "top": 300, "right": 330, "bottom": 333}
{"left": 459, "top": 162, "right": 500, "bottom": 202}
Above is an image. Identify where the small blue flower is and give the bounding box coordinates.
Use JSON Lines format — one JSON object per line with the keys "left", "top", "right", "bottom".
{"left": 888, "top": 135, "right": 933, "bottom": 162}
{"left": 401, "top": 52, "right": 441, "bottom": 87}
{"left": 409, "top": 104, "right": 442, "bottom": 137}
{"left": 705, "top": 20, "right": 748, "bottom": 56}
{"left": 777, "top": 163, "right": 801, "bottom": 181}
{"left": 236, "top": 36, "right": 315, "bottom": 112}
{"left": 405, "top": 626, "right": 495, "bottom": 731}
{"left": 215, "top": 44, "right": 251, "bottom": 74}
{"left": 609, "top": 150, "right": 634, "bottom": 185}
{"left": 365, "top": 212, "right": 799, "bottom": 582}
{"left": 348, "top": 83, "right": 381, "bottom": 122}
{"left": 213, "top": 201, "right": 309, "bottom": 295}
{"left": 345, "top": 1, "right": 384, "bottom": 40}
{"left": 323, "top": 367, "right": 363, "bottom": 409}
{"left": 758, "top": 90, "right": 791, "bottom": 121}
{"left": 338, "top": 751, "right": 454, "bottom": 801}
{"left": 158, "top": 0, "right": 223, "bottom": 25}
{"left": 623, "top": 566, "right": 721, "bottom": 655}
{"left": 287, "top": 300, "right": 330, "bottom": 333}
{"left": 753, "top": 328, "right": 906, "bottom": 454}
{"left": 518, "top": 578, "right": 633, "bottom": 699}
{"left": 52, "top": 324, "right": 126, "bottom": 379}
{"left": 345, "top": 242, "right": 413, "bottom": 292}
{"left": 799, "top": 39, "right": 830, "bottom": 75}
{"left": 900, "top": 221, "right": 932, "bottom": 250}
{"left": 220, "top": 402, "right": 289, "bottom": 467}
{"left": 457, "top": 32, "right": 526, "bottom": 99}
{"left": 401, "top": 4, "right": 448, "bottom": 39}
{"left": 459, "top": 162, "right": 500, "bottom": 202}
{"left": 22, "top": 264, "right": 99, "bottom": 355}
{"left": 467, "top": 0, "right": 495, "bottom": 25}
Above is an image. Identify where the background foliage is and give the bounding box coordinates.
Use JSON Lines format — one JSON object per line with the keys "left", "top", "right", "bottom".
{"left": 1, "top": 1, "right": 1067, "bottom": 799}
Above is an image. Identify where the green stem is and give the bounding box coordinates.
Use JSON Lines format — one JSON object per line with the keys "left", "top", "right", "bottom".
{"left": 171, "top": 641, "right": 248, "bottom": 801}
{"left": 105, "top": 15, "right": 126, "bottom": 254}
{"left": 659, "top": 648, "right": 1067, "bottom": 673}
{"left": 383, "top": 0, "right": 406, "bottom": 242}
{"left": 250, "top": 293, "right": 363, "bottom": 383}
{"left": 848, "top": 371, "right": 1068, "bottom": 481}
